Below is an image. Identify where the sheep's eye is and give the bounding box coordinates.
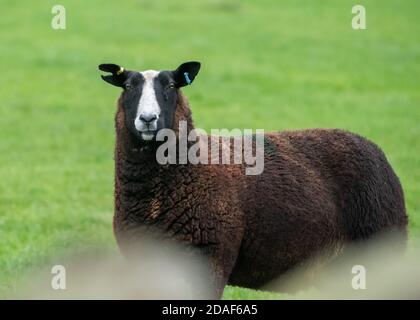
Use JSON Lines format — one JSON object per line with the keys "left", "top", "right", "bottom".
{"left": 124, "top": 83, "right": 132, "bottom": 90}
{"left": 168, "top": 83, "right": 175, "bottom": 89}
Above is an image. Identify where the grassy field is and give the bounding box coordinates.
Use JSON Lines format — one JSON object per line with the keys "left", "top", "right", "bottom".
{"left": 0, "top": 0, "right": 419, "bottom": 299}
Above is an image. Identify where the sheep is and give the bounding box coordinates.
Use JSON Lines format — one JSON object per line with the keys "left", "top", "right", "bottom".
{"left": 99, "top": 61, "right": 408, "bottom": 298}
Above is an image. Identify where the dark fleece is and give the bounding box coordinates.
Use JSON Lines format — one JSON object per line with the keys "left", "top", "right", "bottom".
{"left": 113, "top": 91, "right": 408, "bottom": 298}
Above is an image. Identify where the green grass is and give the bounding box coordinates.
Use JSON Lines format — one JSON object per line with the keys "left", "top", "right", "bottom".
{"left": 0, "top": 0, "right": 419, "bottom": 299}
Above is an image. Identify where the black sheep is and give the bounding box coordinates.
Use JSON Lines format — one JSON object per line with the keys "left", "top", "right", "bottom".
{"left": 99, "top": 61, "right": 408, "bottom": 298}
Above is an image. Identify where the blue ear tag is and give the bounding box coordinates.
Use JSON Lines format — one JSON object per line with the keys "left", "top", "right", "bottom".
{"left": 184, "top": 72, "right": 192, "bottom": 85}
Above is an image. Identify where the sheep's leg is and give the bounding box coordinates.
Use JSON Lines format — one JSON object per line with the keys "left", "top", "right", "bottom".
{"left": 207, "top": 259, "right": 230, "bottom": 299}
{"left": 205, "top": 246, "right": 241, "bottom": 299}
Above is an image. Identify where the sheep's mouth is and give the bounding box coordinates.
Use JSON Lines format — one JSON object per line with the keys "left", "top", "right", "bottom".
{"left": 140, "top": 131, "right": 156, "bottom": 141}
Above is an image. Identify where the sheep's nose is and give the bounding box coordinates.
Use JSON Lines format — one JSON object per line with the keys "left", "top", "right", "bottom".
{"left": 139, "top": 112, "right": 158, "bottom": 123}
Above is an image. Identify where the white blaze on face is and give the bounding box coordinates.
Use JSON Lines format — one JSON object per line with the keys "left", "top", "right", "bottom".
{"left": 134, "top": 70, "right": 161, "bottom": 140}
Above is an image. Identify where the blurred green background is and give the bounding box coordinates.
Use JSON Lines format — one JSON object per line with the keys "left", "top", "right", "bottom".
{"left": 0, "top": 0, "right": 419, "bottom": 299}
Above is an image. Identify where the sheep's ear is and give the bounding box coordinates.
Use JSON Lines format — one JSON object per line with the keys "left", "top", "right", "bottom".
{"left": 173, "top": 61, "right": 201, "bottom": 87}
{"left": 98, "top": 63, "right": 127, "bottom": 87}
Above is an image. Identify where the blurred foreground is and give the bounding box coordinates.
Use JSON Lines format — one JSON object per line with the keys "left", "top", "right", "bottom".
{"left": 13, "top": 238, "right": 213, "bottom": 299}
{"left": 10, "top": 233, "right": 420, "bottom": 299}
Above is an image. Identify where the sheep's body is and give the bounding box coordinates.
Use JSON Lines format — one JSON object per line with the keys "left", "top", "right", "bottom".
{"left": 113, "top": 92, "right": 408, "bottom": 298}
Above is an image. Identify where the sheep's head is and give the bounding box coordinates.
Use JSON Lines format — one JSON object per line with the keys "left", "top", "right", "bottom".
{"left": 99, "top": 61, "right": 200, "bottom": 142}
